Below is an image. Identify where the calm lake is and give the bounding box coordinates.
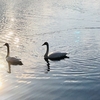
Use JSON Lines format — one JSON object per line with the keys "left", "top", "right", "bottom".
{"left": 0, "top": 0, "right": 100, "bottom": 100}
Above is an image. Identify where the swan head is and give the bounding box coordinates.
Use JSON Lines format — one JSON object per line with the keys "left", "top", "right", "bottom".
{"left": 42, "top": 42, "right": 48, "bottom": 46}
{"left": 4, "top": 43, "right": 9, "bottom": 46}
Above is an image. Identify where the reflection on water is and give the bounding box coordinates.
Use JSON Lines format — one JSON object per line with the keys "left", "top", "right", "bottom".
{"left": 44, "top": 58, "right": 50, "bottom": 73}
{"left": 7, "top": 63, "right": 11, "bottom": 73}
{"left": 0, "top": 0, "right": 100, "bottom": 100}
{"left": 44, "top": 56, "right": 70, "bottom": 73}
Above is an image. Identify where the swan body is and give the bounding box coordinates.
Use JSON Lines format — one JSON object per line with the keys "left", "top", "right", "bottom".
{"left": 42, "top": 42, "right": 69, "bottom": 60}
{"left": 6, "top": 57, "right": 22, "bottom": 65}
{"left": 4, "top": 43, "right": 23, "bottom": 65}
{"left": 48, "top": 52, "right": 67, "bottom": 59}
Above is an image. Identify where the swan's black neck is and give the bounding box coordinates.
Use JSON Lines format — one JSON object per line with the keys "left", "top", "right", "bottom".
{"left": 44, "top": 43, "right": 49, "bottom": 58}
{"left": 6, "top": 44, "right": 10, "bottom": 57}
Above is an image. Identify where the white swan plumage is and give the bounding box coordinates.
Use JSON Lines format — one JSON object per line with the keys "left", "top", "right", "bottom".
{"left": 42, "top": 42, "right": 69, "bottom": 60}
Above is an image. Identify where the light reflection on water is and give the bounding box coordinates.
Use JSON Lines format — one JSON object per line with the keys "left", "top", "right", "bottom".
{"left": 0, "top": 0, "right": 100, "bottom": 100}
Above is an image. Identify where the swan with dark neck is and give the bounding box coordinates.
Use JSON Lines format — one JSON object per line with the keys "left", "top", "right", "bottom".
{"left": 42, "top": 42, "right": 69, "bottom": 60}
{"left": 5, "top": 43, "right": 10, "bottom": 57}
{"left": 4, "top": 43, "right": 23, "bottom": 73}
{"left": 42, "top": 42, "right": 49, "bottom": 58}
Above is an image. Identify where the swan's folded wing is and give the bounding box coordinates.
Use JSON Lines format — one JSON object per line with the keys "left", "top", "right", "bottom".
{"left": 49, "top": 52, "right": 66, "bottom": 59}
{"left": 6, "top": 57, "right": 21, "bottom": 61}
{"left": 6, "top": 57, "right": 22, "bottom": 65}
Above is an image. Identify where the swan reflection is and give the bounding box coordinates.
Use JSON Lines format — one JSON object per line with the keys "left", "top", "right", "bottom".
{"left": 8, "top": 63, "right": 11, "bottom": 73}
{"left": 44, "top": 58, "right": 50, "bottom": 73}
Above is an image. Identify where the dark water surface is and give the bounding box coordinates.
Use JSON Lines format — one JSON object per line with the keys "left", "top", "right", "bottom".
{"left": 0, "top": 0, "right": 100, "bottom": 100}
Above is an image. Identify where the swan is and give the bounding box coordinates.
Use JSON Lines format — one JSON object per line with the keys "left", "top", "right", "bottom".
{"left": 42, "top": 42, "right": 69, "bottom": 60}
{"left": 4, "top": 43, "right": 23, "bottom": 73}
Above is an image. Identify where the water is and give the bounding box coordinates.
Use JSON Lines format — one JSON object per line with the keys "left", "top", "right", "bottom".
{"left": 0, "top": 0, "right": 100, "bottom": 100}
